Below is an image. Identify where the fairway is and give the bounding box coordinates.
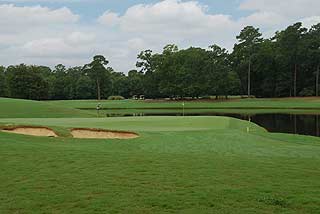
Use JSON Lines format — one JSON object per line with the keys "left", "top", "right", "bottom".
{"left": 1, "top": 98, "right": 320, "bottom": 213}
{"left": 50, "top": 97, "right": 320, "bottom": 110}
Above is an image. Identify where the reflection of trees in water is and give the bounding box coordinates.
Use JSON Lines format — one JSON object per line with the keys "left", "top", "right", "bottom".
{"left": 251, "top": 114, "right": 320, "bottom": 137}
{"left": 316, "top": 115, "right": 319, "bottom": 136}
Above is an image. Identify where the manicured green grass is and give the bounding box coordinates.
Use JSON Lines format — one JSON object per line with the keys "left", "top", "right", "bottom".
{"left": 0, "top": 98, "right": 93, "bottom": 118}
{"left": 1, "top": 98, "right": 320, "bottom": 213}
{"left": 0, "top": 116, "right": 264, "bottom": 133}
{"left": 0, "top": 116, "right": 320, "bottom": 213}
{"left": 50, "top": 97, "right": 320, "bottom": 111}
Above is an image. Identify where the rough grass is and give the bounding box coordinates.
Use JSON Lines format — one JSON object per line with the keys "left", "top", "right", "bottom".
{"left": 0, "top": 116, "right": 320, "bottom": 213}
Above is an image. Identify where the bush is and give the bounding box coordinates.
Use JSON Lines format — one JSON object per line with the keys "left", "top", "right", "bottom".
{"left": 108, "top": 96, "right": 125, "bottom": 100}
{"left": 299, "top": 88, "right": 314, "bottom": 97}
{"left": 200, "top": 96, "right": 214, "bottom": 100}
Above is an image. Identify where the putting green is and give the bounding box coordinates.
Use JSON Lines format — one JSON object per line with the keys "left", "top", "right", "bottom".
{"left": 0, "top": 116, "right": 264, "bottom": 133}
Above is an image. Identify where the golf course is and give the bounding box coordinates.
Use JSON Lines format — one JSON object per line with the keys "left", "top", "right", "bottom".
{"left": 0, "top": 97, "right": 320, "bottom": 213}
{"left": 1, "top": 0, "right": 320, "bottom": 212}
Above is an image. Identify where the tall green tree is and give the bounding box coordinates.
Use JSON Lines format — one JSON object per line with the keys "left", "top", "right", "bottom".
{"left": 83, "top": 55, "right": 109, "bottom": 100}
{"left": 110, "top": 71, "right": 129, "bottom": 98}
{"left": 275, "top": 22, "right": 307, "bottom": 96}
{"left": 127, "top": 70, "right": 144, "bottom": 97}
{"left": 136, "top": 49, "right": 162, "bottom": 98}
{"left": 0, "top": 66, "right": 7, "bottom": 97}
{"left": 206, "top": 45, "right": 233, "bottom": 98}
{"left": 233, "top": 26, "right": 263, "bottom": 96}
{"left": 75, "top": 75, "right": 94, "bottom": 99}
{"left": 50, "top": 64, "right": 69, "bottom": 100}
{"left": 6, "top": 64, "right": 49, "bottom": 100}
{"left": 307, "top": 23, "right": 320, "bottom": 96}
{"left": 252, "top": 39, "right": 280, "bottom": 97}
{"left": 136, "top": 50, "right": 154, "bottom": 73}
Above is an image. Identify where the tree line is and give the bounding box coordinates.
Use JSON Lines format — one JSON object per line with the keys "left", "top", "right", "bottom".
{"left": 0, "top": 22, "right": 319, "bottom": 100}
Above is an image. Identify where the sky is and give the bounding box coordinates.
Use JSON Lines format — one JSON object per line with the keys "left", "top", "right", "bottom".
{"left": 0, "top": 0, "right": 320, "bottom": 73}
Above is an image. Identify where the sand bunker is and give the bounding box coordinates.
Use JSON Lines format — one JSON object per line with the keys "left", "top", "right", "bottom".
{"left": 1, "top": 127, "right": 58, "bottom": 137}
{"left": 71, "top": 128, "right": 139, "bottom": 139}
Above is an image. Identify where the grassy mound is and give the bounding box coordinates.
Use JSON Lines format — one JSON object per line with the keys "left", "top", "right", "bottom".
{"left": 0, "top": 98, "right": 93, "bottom": 118}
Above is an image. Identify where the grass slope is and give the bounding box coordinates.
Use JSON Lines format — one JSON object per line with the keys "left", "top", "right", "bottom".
{"left": 0, "top": 116, "right": 320, "bottom": 213}
{"left": 0, "top": 98, "right": 93, "bottom": 118}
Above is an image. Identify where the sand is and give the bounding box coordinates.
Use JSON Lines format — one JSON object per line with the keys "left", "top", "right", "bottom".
{"left": 2, "top": 127, "right": 58, "bottom": 137}
{"left": 71, "top": 128, "right": 139, "bottom": 139}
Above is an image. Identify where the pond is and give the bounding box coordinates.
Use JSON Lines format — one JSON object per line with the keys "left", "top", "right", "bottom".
{"left": 98, "top": 110, "right": 320, "bottom": 137}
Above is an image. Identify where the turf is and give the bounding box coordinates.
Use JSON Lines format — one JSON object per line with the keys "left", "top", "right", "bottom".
{"left": 0, "top": 116, "right": 320, "bottom": 213}
{"left": 1, "top": 98, "right": 320, "bottom": 213}
{"left": 49, "top": 97, "right": 320, "bottom": 110}
{"left": 0, "top": 98, "right": 93, "bottom": 118}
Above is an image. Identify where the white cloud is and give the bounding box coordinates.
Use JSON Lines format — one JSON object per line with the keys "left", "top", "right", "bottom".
{"left": 0, "top": 4, "right": 78, "bottom": 27}
{"left": 21, "top": 33, "right": 96, "bottom": 58}
{"left": 239, "top": 11, "right": 287, "bottom": 28}
{"left": 0, "top": 4, "right": 91, "bottom": 67}
{"left": 99, "top": 0, "right": 239, "bottom": 48}
{"left": 66, "top": 32, "right": 96, "bottom": 45}
{"left": 100, "top": 0, "right": 236, "bottom": 35}
{"left": 300, "top": 16, "right": 320, "bottom": 29}
{"left": 239, "top": 0, "right": 320, "bottom": 29}
{"left": 240, "top": 0, "right": 320, "bottom": 18}
{"left": 237, "top": 0, "right": 320, "bottom": 37}
{"left": 98, "top": 11, "right": 120, "bottom": 27}
{"left": 0, "top": 0, "right": 320, "bottom": 73}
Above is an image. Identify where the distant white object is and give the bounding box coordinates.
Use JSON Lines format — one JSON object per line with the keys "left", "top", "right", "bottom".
{"left": 96, "top": 103, "right": 102, "bottom": 110}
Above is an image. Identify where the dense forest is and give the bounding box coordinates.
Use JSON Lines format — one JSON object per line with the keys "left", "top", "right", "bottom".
{"left": 0, "top": 22, "right": 319, "bottom": 100}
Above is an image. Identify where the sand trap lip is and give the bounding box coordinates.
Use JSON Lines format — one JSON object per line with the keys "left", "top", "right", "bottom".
{"left": 1, "top": 126, "right": 58, "bottom": 137}
{"left": 71, "top": 128, "right": 139, "bottom": 139}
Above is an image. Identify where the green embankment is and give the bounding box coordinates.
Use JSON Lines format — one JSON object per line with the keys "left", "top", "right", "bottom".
{"left": 0, "top": 98, "right": 93, "bottom": 118}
